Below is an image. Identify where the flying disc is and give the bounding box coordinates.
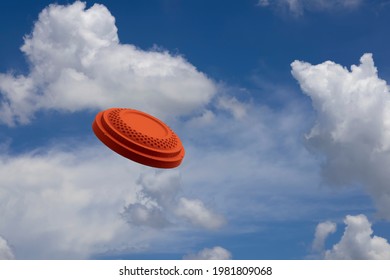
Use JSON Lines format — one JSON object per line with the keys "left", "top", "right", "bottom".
{"left": 92, "top": 108, "right": 185, "bottom": 168}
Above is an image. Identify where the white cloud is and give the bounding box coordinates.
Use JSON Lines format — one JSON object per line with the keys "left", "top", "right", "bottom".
{"left": 312, "top": 221, "right": 337, "bottom": 252}
{"left": 0, "top": 236, "right": 15, "bottom": 260}
{"left": 259, "top": 0, "right": 363, "bottom": 16}
{"left": 175, "top": 198, "right": 226, "bottom": 230}
{"left": 0, "top": 145, "right": 226, "bottom": 259}
{"left": 0, "top": 1, "right": 216, "bottom": 126}
{"left": 0, "top": 146, "right": 141, "bottom": 259}
{"left": 122, "top": 204, "right": 170, "bottom": 229}
{"left": 137, "top": 170, "right": 182, "bottom": 208}
{"left": 324, "top": 215, "right": 390, "bottom": 259}
{"left": 217, "top": 96, "right": 247, "bottom": 120}
{"left": 183, "top": 246, "right": 232, "bottom": 260}
{"left": 187, "top": 109, "right": 216, "bottom": 127}
{"left": 291, "top": 53, "right": 390, "bottom": 219}
{"left": 122, "top": 170, "right": 225, "bottom": 230}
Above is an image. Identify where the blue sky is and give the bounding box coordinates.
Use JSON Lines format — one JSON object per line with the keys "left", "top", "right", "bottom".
{"left": 1, "top": 0, "right": 390, "bottom": 260}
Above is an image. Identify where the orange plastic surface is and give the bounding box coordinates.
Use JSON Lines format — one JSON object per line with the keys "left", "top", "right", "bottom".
{"left": 92, "top": 108, "right": 185, "bottom": 168}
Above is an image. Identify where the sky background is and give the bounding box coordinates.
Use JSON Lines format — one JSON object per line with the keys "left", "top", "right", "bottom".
{"left": 1, "top": 0, "right": 390, "bottom": 260}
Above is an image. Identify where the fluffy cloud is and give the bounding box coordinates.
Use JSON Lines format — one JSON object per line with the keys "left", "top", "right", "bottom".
{"left": 324, "top": 215, "right": 390, "bottom": 259}
{"left": 0, "top": 146, "right": 138, "bottom": 259}
{"left": 0, "top": 1, "right": 216, "bottom": 126}
{"left": 183, "top": 246, "right": 232, "bottom": 260}
{"left": 291, "top": 53, "right": 390, "bottom": 219}
{"left": 258, "top": 0, "right": 363, "bottom": 16}
{"left": 122, "top": 170, "right": 181, "bottom": 230}
{"left": 0, "top": 145, "right": 225, "bottom": 259}
{"left": 122, "top": 171, "right": 225, "bottom": 230}
{"left": 312, "top": 221, "right": 337, "bottom": 252}
{"left": 0, "top": 236, "right": 14, "bottom": 260}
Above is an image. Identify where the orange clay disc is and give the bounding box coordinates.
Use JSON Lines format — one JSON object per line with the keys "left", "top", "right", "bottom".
{"left": 92, "top": 108, "right": 185, "bottom": 168}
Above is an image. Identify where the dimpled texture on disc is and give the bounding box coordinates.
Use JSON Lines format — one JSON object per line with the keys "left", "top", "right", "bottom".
{"left": 92, "top": 108, "right": 185, "bottom": 168}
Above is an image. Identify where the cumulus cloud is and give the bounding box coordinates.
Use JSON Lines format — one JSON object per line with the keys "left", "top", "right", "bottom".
{"left": 121, "top": 171, "right": 178, "bottom": 229}
{"left": 183, "top": 246, "right": 232, "bottom": 260}
{"left": 258, "top": 0, "right": 363, "bottom": 16}
{"left": 312, "top": 221, "right": 337, "bottom": 252}
{"left": 324, "top": 215, "right": 390, "bottom": 259}
{"left": 122, "top": 171, "right": 225, "bottom": 230}
{"left": 292, "top": 53, "right": 390, "bottom": 219}
{"left": 0, "top": 145, "right": 226, "bottom": 259}
{"left": 0, "top": 236, "right": 15, "bottom": 260}
{"left": 0, "top": 146, "right": 142, "bottom": 259}
{"left": 0, "top": 1, "right": 216, "bottom": 126}
{"left": 137, "top": 170, "right": 182, "bottom": 208}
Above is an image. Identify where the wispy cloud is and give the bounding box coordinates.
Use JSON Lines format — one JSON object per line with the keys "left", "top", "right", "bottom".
{"left": 175, "top": 198, "right": 226, "bottom": 230}
{"left": 183, "top": 246, "right": 232, "bottom": 260}
{"left": 0, "top": 236, "right": 14, "bottom": 260}
{"left": 258, "top": 0, "right": 363, "bottom": 16}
